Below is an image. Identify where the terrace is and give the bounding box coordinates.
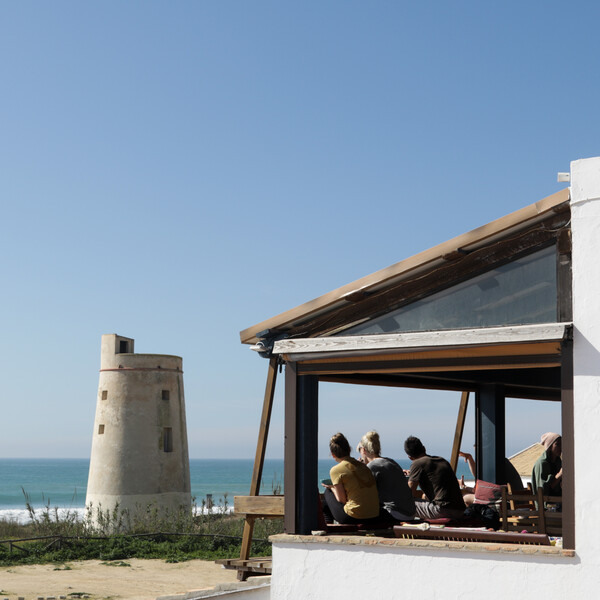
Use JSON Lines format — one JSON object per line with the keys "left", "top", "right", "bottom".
{"left": 225, "top": 185, "right": 574, "bottom": 582}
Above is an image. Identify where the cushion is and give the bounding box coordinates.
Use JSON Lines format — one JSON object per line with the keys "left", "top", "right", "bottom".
{"left": 473, "top": 480, "right": 503, "bottom": 505}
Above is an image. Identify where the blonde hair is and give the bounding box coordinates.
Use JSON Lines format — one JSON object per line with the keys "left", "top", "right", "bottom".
{"left": 359, "top": 430, "right": 381, "bottom": 456}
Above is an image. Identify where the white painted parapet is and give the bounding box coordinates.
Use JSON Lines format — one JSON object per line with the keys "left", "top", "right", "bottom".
{"left": 86, "top": 334, "right": 191, "bottom": 526}
{"left": 270, "top": 536, "right": 579, "bottom": 600}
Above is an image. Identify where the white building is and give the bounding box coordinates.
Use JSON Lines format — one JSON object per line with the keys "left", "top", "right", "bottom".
{"left": 237, "top": 157, "right": 600, "bottom": 598}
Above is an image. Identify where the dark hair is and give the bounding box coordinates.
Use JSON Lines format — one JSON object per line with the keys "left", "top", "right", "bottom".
{"left": 404, "top": 436, "right": 426, "bottom": 458}
{"left": 330, "top": 433, "right": 351, "bottom": 459}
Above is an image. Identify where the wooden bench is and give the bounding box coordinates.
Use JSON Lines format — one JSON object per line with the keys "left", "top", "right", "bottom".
{"left": 215, "top": 557, "right": 272, "bottom": 577}
{"left": 393, "top": 525, "right": 551, "bottom": 545}
{"left": 222, "top": 495, "right": 284, "bottom": 580}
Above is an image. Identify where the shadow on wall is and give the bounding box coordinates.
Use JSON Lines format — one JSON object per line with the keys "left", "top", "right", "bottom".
{"left": 573, "top": 326, "right": 600, "bottom": 377}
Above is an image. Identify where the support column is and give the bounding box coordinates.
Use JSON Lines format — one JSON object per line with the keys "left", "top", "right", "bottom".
{"left": 475, "top": 384, "right": 505, "bottom": 484}
{"left": 561, "top": 337, "right": 575, "bottom": 549}
{"left": 284, "top": 363, "right": 319, "bottom": 534}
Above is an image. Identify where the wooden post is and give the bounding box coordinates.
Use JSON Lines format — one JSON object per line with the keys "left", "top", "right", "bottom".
{"left": 450, "top": 392, "right": 469, "bottom": 472}
{"left": 238, "top": 357, "right": 278, "bottom": 581}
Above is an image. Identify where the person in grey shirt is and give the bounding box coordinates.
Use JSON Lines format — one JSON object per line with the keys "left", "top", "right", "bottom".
{"left": 358, "top": 431, "right": 416, "bottom": 521}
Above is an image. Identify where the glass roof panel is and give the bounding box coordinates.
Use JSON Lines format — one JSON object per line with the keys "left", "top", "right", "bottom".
{"left": 340, "top": 245, "right": 557, "bottom": 336}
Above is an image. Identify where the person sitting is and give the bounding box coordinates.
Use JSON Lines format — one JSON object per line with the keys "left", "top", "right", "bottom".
{"left": 321, "top": 432, "right": 380, "bottom": 524}
{"left": 531, "top": 432, "right": 562, "bottom": 498}
{"left": 357, "top": 431, "right": 416, "bottom": 521}
{"left": 404, "top": 435, "right": 466, "bottom": 520}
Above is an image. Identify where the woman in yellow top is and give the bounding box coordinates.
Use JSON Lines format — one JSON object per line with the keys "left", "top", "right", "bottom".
{"left": 321, "top": 432, "right": 380, "bottom": 524}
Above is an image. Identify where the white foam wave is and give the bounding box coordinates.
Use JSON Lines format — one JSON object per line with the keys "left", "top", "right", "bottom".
{"left": 0, "top": 507, "right": 87, "bottom": 525}
{"left": 0, "top": 505, "right": 233, "bottom": 525}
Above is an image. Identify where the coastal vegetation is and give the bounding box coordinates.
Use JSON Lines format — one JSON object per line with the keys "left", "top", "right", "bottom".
{"left": 0, "top": 495, "right": 283, "bottom": 566}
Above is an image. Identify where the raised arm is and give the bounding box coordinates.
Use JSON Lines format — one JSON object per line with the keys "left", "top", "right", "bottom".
{"left": 459, "top": 451, "right": 476, "bottom": 478}
{"left": 536, "top": 462, "right": 563, "bottom": 494}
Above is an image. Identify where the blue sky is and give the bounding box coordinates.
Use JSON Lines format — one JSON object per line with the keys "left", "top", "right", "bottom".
{"left": 2, "top": 1, "right": 595, "bottom": 460}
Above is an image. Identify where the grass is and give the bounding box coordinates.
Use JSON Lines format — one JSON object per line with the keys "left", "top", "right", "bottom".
{"left": 101, "top": 560, "right": 131, "bottom": 567}
{"left": 0, "top": 492, "right": 284, "bottom": 567}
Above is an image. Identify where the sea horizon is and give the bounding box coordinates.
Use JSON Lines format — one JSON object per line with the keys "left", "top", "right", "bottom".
{"left": 0, "top": 457, "right": 473, "bottom": 523}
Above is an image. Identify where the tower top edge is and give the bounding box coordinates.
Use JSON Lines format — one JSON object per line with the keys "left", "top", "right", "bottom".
{"left": 121, "top": 353, "right": 183, "bottom": 360}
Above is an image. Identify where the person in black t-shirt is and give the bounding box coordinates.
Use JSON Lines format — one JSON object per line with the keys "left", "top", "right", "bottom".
{"left": 404, "top": 435, "right": 466, "bottom": 520}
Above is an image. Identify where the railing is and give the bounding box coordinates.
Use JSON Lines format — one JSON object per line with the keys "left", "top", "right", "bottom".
{"left": 0, "top": 531, "right": 271, "bottom": 555}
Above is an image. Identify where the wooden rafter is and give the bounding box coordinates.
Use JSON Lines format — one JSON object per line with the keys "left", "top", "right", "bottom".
{"left": 450, "top": 392, "right": 469, "bottom": 472}
{"left": 237, "top": 357, "right": 278, "bottom": 581}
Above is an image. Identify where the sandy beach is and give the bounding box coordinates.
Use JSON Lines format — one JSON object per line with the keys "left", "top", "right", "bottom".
{"left": 0, "top": 559, "right": 240, "bottom": 600}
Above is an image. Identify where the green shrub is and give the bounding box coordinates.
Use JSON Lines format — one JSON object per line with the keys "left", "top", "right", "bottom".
{"left": 0, "top": 490, "right": 283, "bottom": 566}
{"left": 0, "top": 518, "right": 283, "bottom": 566}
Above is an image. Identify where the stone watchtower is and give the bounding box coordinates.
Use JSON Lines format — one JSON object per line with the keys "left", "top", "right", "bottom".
{"left": 86, "top": 334, "right": 191, "bottom": 524}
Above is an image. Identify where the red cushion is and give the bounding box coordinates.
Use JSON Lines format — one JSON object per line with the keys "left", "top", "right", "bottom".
{"left": 473, "top": 480, "right": 503, "bottom": 505}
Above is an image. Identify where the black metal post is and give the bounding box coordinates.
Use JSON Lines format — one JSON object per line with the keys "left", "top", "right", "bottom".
{"left": 476, "top": 384, "right": 505, "bottom": 484}
{"left": 561, "top": 338, "right": 575, "bottom": 549}
{"left": 296, "top": 374, "right": 319, "bottom": 535}
{"left": 284, "top": 365, "right": 319, "bottom": 534}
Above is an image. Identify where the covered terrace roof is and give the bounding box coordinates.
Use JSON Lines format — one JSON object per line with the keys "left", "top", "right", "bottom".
{"left": 240, "top": 188, "right": 570, "bottom": 346}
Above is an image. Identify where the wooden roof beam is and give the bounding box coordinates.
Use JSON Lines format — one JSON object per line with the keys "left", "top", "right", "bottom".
{"left": 273, "top": 323, "right": 571, "bottom": 360}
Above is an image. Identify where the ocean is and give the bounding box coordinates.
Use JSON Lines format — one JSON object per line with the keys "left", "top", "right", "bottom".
{"left": 0, "top": 458, "right": 472, "bottom": 522}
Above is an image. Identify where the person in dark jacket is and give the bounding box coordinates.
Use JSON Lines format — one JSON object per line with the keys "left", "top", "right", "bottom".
{"left": 531, "top": 432, "right": 562, "bottom": 497}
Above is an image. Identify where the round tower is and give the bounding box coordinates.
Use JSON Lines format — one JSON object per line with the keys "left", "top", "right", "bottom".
{"left": 86, "top": 334, "right": 191, "bottom": 525}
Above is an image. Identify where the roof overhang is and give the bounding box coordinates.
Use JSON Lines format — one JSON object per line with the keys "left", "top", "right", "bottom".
{"left": 240, "top": 188, "right": 570, "bottom": 345}
{"left": 271, "top": 323, "right": 571, "bottom": 401}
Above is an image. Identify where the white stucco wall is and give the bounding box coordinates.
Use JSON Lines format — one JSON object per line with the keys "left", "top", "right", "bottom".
{"left": 271, "top": 539, "right": 580, "bottom": 599}
{"left": 270, "top": 157, "right": 600, "bottom": 599}
{"left": 570, "top": 156, "right": 600, "bottom": 557}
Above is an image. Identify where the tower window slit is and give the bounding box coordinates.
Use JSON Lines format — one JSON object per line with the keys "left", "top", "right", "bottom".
{"left": 163, "top": 427, "right": 173, "bottom": 452}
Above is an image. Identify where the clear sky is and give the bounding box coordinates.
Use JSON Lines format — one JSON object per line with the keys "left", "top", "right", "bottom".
{"left": 2, "top": 1, "right": 596, "bottom": 461}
